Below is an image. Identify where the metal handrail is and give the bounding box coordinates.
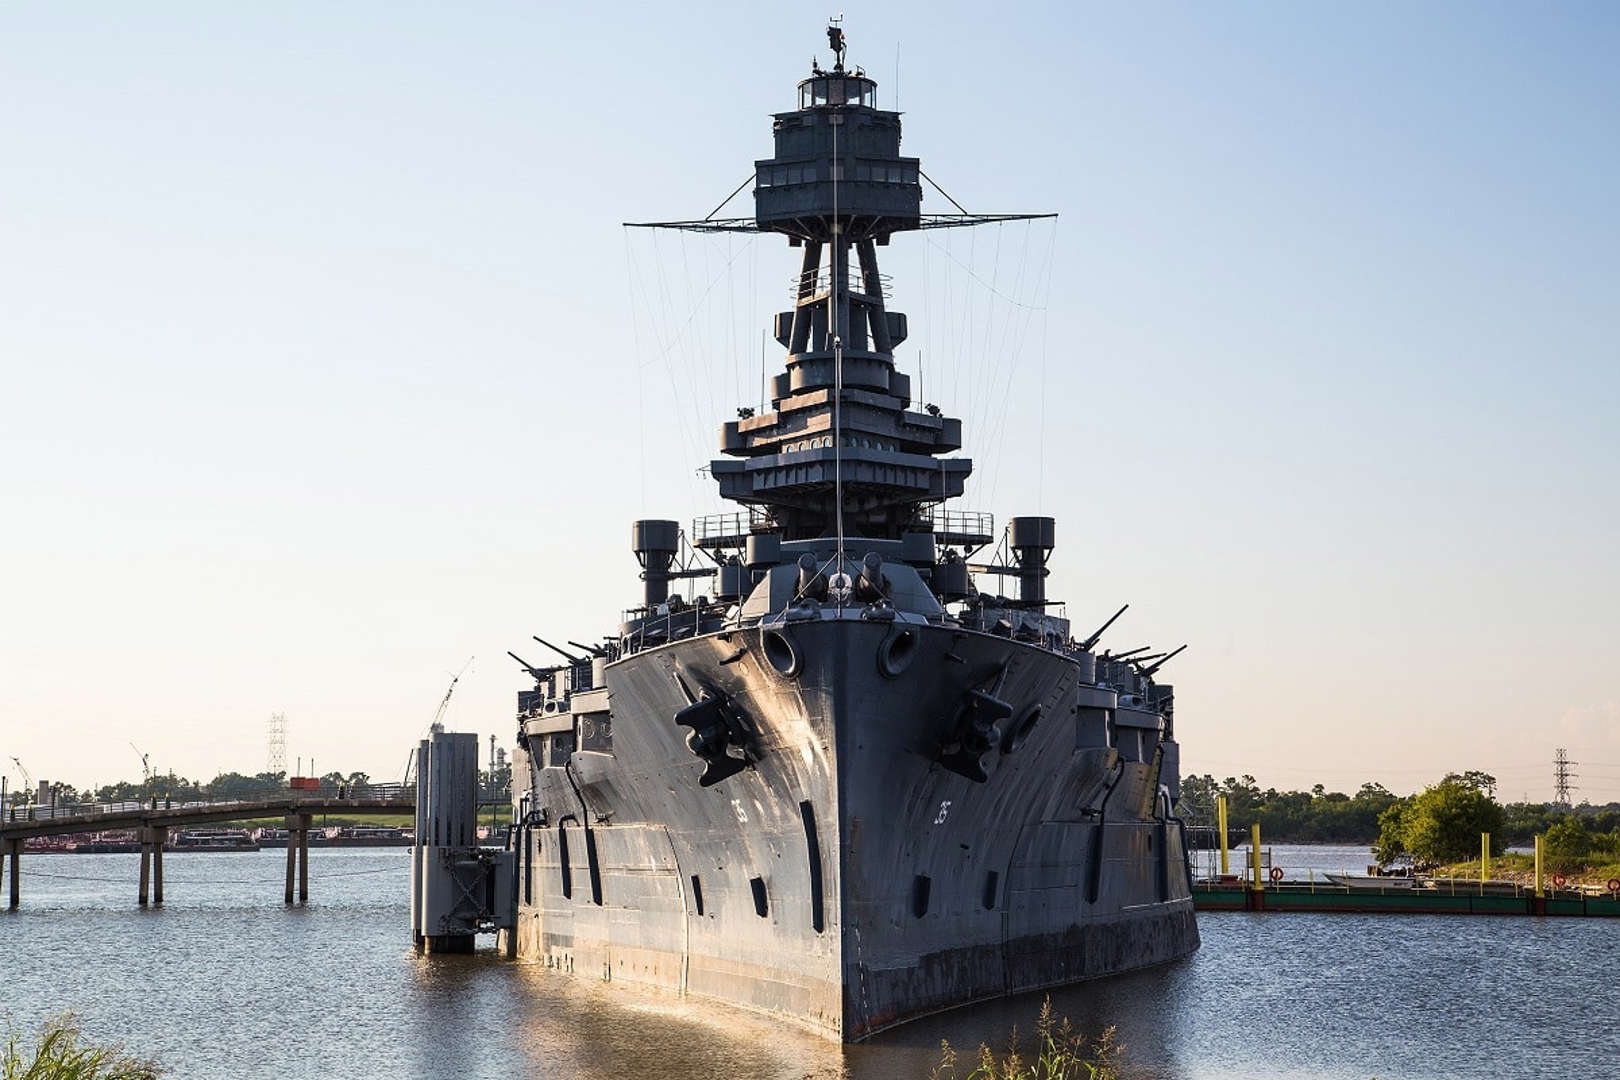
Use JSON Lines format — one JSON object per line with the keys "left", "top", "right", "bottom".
{"left": 926, "top": 508, "right": 994, "bottom": 537}
{"left": 692, "top": 508, "right": 767, "bottom": 545}
{"left": 788, "top": 267, "right": 893, "bottom": 301}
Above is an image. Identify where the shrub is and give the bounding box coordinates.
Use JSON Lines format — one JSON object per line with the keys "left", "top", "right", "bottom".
{"left": 2, "top": 1014, "right": 162, "bottom": 1080}
{"left": 930, "top": 997, "right": 1122, "bottom": 1080}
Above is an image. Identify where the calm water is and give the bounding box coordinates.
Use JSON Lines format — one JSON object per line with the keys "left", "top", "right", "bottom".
{"left": 2, "top": 847, "right": 1614, "bottom": 1079}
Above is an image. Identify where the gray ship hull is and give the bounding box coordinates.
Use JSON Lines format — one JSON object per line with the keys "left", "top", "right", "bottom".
{"left": 513, "top": 617, "right": 1199, "bottom": 1040}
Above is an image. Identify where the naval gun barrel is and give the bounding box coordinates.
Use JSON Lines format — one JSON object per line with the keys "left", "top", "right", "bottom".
{"left": 1108, "top": 646, "right": 1152, "bottom": 661}
{"left": 1078, "top": 603, "right": 1129, "bottom": 652}
{"left": 506, "top": 651, "right": 555, "bottom": 682}
{"left": 1139, "top": 644, "right": 1187, "bottom": 677}
{"left": 567, "top": 640, "right": 608, "bottom": 658}
{"left": 533, "top": 636, "right": 584, "bottom": 664}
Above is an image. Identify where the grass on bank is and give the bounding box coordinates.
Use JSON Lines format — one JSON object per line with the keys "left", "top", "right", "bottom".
{"left": 1437, "top": 853, "right": 1620, "bottom": 887}
{"left": 930, "top": 998, "right": 1122, "bottom": 1080}
{"left": 2, "top": 1015, "right": 162, "bottom": 1080}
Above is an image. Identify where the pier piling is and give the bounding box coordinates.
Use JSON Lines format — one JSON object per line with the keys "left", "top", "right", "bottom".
{"left": 138, "top": 835, "right": 151, "bottom": 906}
{"left": 153, "top": 826, "right": 166, "bottom": 905}
{"left": 1216, "top": 795, "right": 1229, "bottom": 876}
{"left": 1532, "top": 833, "right": 1545, "bottom": 914}
{"left": 1244, "top": 823, "right": 1264, "bottom": 910}
{"left": 6, "top": 840, "right": 17, "bottom": 909}
{"left": 137, "top": 826, "right": 168, "bottom": 905}
{"left": 284, "top": 813, "right": 311, "bottom": 904}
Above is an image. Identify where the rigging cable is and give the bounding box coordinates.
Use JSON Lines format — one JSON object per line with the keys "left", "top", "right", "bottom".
{"left": 624, "top": 228, "right": 650, "bottom": 506}
{"left": 971, "top": 223, "right": 1005, "bottom": 443}
{"left": 983, "top": 220, "right": 1059, "bottom": 507}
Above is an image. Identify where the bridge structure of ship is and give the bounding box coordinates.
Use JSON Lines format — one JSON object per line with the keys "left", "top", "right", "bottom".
{"left": 0, "top": 790, "right": 414, "bottom": 908}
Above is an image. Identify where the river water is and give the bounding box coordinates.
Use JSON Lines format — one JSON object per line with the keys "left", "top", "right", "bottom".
{"left": 2, "top": 846, "right": 1614, "bottom": 1079}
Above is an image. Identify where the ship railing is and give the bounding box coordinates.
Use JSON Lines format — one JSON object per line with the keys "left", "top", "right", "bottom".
{"left": 692, "top": 508, "right": 768, "bottom": 549}
{"left": 789, "top": 267, "right": 893, "bottom": 302}
{"left": 926, "top": 507, "right": 995, "bottom": 548}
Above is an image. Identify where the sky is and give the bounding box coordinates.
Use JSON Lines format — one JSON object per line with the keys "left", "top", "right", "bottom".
{"left": 2, "top": 2, "right": 1616, "bottom": 803}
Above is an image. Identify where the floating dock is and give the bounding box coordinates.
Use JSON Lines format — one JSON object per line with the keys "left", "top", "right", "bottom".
{"left": 1194, "top": 882, "right": 1620, "bottom": 918}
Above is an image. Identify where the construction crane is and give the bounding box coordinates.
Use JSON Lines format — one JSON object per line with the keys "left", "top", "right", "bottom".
{"left": 129, "top": 741, "right": 152, "bottom": 798}
{"left": 9, "top": 757, "right": 32, "bottom": 808}
{"left": 130, "top": 742, "right": 151, "bottom": 782}
{"left": 403, "top": 657, "right": 474, "bottom": 786}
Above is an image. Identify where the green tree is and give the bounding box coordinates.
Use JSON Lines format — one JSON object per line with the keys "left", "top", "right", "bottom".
{"left": 1545, "top": 818, "right": 1593, "bottom": 858}
{"left": 1374, "top": 799, "right": 1412, "bottom": 863}
{"left": 1399, "top": 777, "right": 1505, "bottom": 862}
{"left": 1175, "top": 773, "right": 1218, "bottom": 819}
{"left": 1446, "top": 770, "right": 1498, "bottom": 799}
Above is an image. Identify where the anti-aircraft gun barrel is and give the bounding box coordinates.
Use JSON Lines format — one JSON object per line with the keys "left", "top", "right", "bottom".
{"left": 1078, "top": 604, "right": 1129, "bottom": 652}
{"left": 1109, "top": 646, "right": 1152, "bottom": 661}
{"left": 1139, "top": 644, "right": 1187, "bottom": 677}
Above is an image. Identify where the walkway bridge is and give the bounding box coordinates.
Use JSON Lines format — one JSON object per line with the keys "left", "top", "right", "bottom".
{"left": 0, "top": 790, "right": 417, "bottom": 908}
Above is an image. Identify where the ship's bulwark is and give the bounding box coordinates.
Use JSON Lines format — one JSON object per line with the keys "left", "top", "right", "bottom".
{"left": 514, "top": 618, "right": 1199, "bottom": 1040}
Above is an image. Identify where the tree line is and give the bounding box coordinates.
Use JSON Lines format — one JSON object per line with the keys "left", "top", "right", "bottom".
{"left": 1177, "top": 770, "right": 1620, "bottom": 865}
{"left": 7, "top": 761, "right": 515, "bottom": 809}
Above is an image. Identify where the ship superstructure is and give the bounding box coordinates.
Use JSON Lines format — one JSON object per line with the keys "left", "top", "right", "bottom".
{"left": 506, "top": 25, "right": 1198, "bottom": 1040}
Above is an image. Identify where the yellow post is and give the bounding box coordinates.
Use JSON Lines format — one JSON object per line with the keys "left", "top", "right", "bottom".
{"left": 1216, "top": 795, "right": 1230, "bottom": 876}
{"left": 1481, "top": 832, "right": 1490, "bottom": 885}
{"left": 1534, "top": 834, "right": 1544, "bottom": 898}
{"left": 1250, "top": 823, "right": 1263, "bottom": 890}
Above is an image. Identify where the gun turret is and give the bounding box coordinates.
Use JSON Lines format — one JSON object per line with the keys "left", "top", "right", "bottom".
{"left": 567, "top": 639, "right": 609, "bottom": 658}
{"left": 1077, "top": 603, "right": 1129, "bottom": 652}
{"left": 1139, "top": 644, "right": 1187, "bottom": 678}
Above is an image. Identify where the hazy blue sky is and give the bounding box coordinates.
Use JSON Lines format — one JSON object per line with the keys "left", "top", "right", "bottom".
{"left": 3, "top": 2, "right": 1616, "bottom": 802}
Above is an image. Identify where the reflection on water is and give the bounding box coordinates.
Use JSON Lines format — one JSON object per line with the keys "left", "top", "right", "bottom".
{"left": 2, "top": 850, "right": 1615, "bottom": 1079}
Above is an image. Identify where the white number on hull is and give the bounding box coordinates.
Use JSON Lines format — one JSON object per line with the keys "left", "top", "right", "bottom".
{"left": 732, "top": 799, "right": 749, "bottom": 824}
{"left": 934, "top": 800, "right": 952, "bottom": 825}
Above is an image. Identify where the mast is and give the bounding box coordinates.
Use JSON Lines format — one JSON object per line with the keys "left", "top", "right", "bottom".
{"left": 628, "top": 24, "right": 1054, "bottom": 544}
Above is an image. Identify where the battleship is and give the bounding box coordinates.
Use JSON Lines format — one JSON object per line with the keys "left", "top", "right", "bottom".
{"left": 507, "top": 23, "right": 1199, "bottom": 1041}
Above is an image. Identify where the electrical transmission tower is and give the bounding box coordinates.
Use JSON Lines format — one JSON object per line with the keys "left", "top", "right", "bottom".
{"left": 268, "top": 712, "right": 288, "bottom": 776}
{"left": 1553, "top": 747, "right": 1577, "bottom": 806}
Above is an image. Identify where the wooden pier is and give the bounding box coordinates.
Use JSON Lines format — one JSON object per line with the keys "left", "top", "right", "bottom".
{"left": 0, "top": 796, "right": 412, "bottom": 908}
